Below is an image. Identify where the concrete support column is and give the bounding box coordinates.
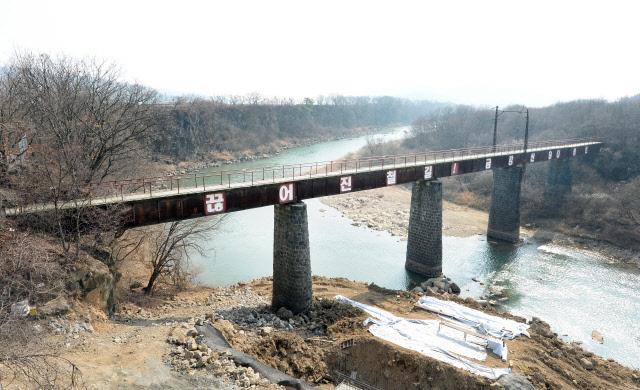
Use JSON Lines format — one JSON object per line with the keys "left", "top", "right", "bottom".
{"left": 543, "top": 159, "right": 572, "bottom": 215}
{"left": 488, "top": 167, "right": 524, "bottom": 243}
{"left": 272, "top": 202, "right": 312, "bottom": 314}
{"left": 405, "top": 180, "right": 443, "bottom": 277}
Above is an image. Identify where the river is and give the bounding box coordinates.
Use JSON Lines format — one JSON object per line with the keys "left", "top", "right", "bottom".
{"left": 191, "top": 126, "right": 640, "bottom": 369}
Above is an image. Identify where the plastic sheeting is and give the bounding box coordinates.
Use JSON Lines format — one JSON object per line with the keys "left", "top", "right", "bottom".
{"left": 415, "top": 296, "right": 530, "bottom": 340}
{"left": 335, "top": 295, "right": 511, "bottom": 380}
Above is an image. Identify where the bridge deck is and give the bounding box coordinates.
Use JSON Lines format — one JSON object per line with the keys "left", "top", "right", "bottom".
{"left": 3, "top": 139, "right": 602, "bottom": 223}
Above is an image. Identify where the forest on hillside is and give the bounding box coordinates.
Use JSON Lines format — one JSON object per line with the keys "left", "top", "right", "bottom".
{"left": 0, "top": 53, "right": 442, "bottom": 186}
{"left": 407, "top": 99, "right": 640, "bottom": 249}
{"left": 153, "top": 96, "right": 443, "bottom": 160}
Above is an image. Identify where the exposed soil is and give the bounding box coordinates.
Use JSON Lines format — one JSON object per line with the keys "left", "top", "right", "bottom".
{"left": 10, "top": 274, "right": 634, "bottom": 390}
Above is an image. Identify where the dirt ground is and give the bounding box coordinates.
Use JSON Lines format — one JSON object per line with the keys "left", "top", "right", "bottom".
{"left": 42, "top": 276, "right": 639, "bottom": 390}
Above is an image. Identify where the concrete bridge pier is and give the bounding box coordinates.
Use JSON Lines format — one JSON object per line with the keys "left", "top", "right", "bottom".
{"left": 272, "top": 202, "right": 312, "bottom": 314}
{"left": 488, "top": 167, "right": 524, "bottom": 243}
{"left": 405, "top": 180, "right": 443, "bottom": 277}
{"left": 543, "top": 159, "right": 572, "bottom": 215}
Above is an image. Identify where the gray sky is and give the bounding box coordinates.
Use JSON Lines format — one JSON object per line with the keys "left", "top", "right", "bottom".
{"left": 1, "top": 0, "right": 639, "bottom": 107}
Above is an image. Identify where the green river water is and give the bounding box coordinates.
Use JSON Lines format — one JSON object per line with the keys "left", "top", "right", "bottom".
{"left": 190, "top": 126, "right": 640, "bottom": 369}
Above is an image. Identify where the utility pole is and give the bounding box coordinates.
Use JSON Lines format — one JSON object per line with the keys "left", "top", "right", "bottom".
{"left": 492, "top": 106, "right": 499, "bottom": 151}
{"left": 523, "top": 109, "right": 530, "bottom": 152}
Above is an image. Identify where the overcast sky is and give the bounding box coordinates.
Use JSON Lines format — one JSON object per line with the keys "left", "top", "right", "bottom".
{"left": 1, "top": 0, "right": 639, "bottom": 107}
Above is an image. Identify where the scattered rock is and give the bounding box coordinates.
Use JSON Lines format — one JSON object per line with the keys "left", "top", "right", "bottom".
{"left": 420, "top": 275, "right": 460, "bottom": 295}
{"left": 497, "top": 373, "right": 535, "bottom": 390}
{"left": 276, "top": 307, "right": 293, "bottom": 320}
{"left": 39, "top": 296, "right": 70, "bottom": 317}
{"left": 10, "top": 299, "right": 31, "bottom": 317}
{"left": 580, "top": 357, "right": 595, "bottom": 371}
{"left": 412, "top": 286, "right": 424, "bottom": 294}
{"left": 187, "top": 339, "right": 198, "bottom": 351}
{"left": 259, "top": 326, "right": 273, "bottom": 336}
{"left": 591, "top": 330, "right": 604, "bottom": 344}
{"left": 129, "top": 281, "right": 143, "bottom": 290}
{"left": 530, "top": 317, "right": 555, "bottom": 338}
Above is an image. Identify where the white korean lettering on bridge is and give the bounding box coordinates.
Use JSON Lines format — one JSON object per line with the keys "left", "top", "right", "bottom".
{"left": 424, "top": 165, "right": 433, "bottom": 179}
{"left": 485, "top": 158, "right": 492, "bottom": 170}
{"left": 548, "top": 151, "right": 553, "bottom": 160}
{"left": 556, "top": 150, "right": 561, "bottom": 158}
{"left": 572, "top": 148, "right": 577, "bottom": 156}
{"left": 205, "top": 193, "right": 226, "bottom": 215}
{"left": 508, "top": 155, "right": 514, "bottom": 166}
{"left": 585, "top": 146, "right": 589, "bottom": 154}
{"left": 340, "top": 176, "right": 352, "bottom": 192}
{"left": 530, "top": 153, "right": 536, "bottom": 163}
{"left": 386, "top": 170, "right": 396, "bottom": 185}
{"left": 451, "top": 162, "right": 460, "bottom": 175}
{"left": 279, "top": 183, "right": 295, "bottom": 203}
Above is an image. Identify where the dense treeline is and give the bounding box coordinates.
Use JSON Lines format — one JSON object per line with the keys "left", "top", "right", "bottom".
{"left": 152, "top": 96, "right": 443, "bottom": 159}
{"left": 409, "top": 98, "right": 640, "bottom": 249}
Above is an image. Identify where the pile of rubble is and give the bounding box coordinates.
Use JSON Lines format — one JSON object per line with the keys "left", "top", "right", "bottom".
{"left": 215, "top": 304, "right": 329, "bottom": 336}
{"left": 166, "top": 321, "right": 277, "bottom": 389}
{"left": 412, "top": 275, "right": 461, "bottom": 295}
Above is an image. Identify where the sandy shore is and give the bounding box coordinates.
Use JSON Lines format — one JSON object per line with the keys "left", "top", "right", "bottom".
{"left": 321, "top": 185, "right": 532, "bottom": 239}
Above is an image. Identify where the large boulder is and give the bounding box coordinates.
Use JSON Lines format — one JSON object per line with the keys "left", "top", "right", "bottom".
{"left": 75, "top": 256, "right": 115, "bottom": 313}
{"left": 39, "top": 296, "right": 70, "bottom": 317}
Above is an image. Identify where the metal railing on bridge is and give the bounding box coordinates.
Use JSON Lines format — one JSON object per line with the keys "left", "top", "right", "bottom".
{"left": 86, "top": 138, "right": 601, "bottom": 202}
{"left": 3, "top": 137, "right": 602, "bottom": 215}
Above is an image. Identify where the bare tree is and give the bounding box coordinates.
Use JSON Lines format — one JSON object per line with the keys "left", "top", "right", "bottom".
{"left": 132, "top": 218, "right": 222, "bottom": 294}
{"left": 0, "top": 52, "right": 159, "bottom": 257}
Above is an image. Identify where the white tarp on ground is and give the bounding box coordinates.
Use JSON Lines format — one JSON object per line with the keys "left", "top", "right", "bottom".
{"left": 415, "top": 296, "right": 530, "bottom": 340}
{"left": 335, "top": 295, "right": 511, "bottom": 380}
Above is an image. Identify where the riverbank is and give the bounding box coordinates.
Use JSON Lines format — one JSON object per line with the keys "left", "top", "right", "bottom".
{"left": 48, "top": 276, "right": 638, "bottom": 389}
{"left": 321, "top": 184, "right": 639, "bottom": 269}
{"left": 155, "top": 126, "right": 400, "bottom": 178}
{"left": 321, "top": 185, "right": 526, "bottom": 239}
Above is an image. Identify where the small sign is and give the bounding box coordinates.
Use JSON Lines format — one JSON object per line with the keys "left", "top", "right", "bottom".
{"left": 279, "top": 183, "right": 295, "bottom": 203}
{"left": 424, "top": 165, "right": 433, "bottom": 179}
{"left": 530, "top": 153, "right": 536, "bottom": 163}
{"left": 340, "top": 176, "right": 352, "bottom": 192}
{"left": 556, "top": 150, "right": 561, "bottom": 158}
{"left": 386, "top": 170, "right": 397, "bottom": 185}
{"left": 572, "top": 148, "right": 577, "bottom": 156}
{"left": 548, "top": 151, "right": 553, "bottom": 160}
{"left": 485, "top": 158, "right": 492, "bottom": 170}
{"left": 585, "top": 146, "right": 589, "bottom": 154}
{"left": 508, "top": 155, "right": 514, "bottom": 166}
{"left": 205, "top": 193, "right": 226, "bottom": 215}
{"left": 451, "top": 162, "right": 460, "bottom": 175}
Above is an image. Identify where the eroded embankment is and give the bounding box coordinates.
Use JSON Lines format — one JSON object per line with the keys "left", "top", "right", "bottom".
{"left": 186, "top": 277, "right": 638, "bottom": 389}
